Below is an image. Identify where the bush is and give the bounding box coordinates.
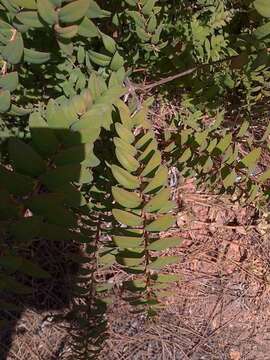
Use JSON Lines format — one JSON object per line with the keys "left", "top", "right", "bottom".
{"left": 0, "top": 0, "right": 270, "bottom": 358}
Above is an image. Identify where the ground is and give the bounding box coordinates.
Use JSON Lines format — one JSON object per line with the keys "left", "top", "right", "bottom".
{"left": 4, "top": 177, "right": 270, "bottom": 360}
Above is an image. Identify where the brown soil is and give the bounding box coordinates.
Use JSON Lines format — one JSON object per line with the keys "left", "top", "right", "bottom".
{"left": 4, "top": 179, "right": 270, "bottom": 360}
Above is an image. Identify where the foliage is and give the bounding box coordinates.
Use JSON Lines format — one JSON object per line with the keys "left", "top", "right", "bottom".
{"left": 0, "top": 0, "right": 270, "bottom": 358}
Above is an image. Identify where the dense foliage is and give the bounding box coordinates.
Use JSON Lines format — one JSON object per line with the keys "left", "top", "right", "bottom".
{"left": 0, "top": 0, "right": 270, "bottom": 358}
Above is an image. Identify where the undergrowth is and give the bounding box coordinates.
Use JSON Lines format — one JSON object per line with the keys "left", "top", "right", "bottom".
{"left": 0, "top": 0, "right": 270, "bottom": 358}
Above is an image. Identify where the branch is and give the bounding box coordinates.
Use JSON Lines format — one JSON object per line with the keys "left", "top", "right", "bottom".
{"left": 131, "top": 54, "right": 241, "bottom": 92}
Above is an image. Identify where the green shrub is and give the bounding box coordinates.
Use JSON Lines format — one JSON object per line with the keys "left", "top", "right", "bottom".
{"left": 0, "top": 0, "right": 270, "bottom": 358}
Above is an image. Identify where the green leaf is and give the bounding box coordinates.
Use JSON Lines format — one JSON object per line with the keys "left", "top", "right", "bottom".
{"left": 179, "top": 143, "right": 193, "bottom": 161}
{"left": 41, "top": 164, "right": 92, "bottom": 190}
{"left": 99, "top": 253, "right": 115, "bottom": 266}
{"left": 9, "top": 216, "right": 43, "bottom": 242}
{"left": 110, "top": 51, "right": 124, "bottom": 71}
{"left": 59, "top": 0, "right": 90, "bottom": 23}
{"left": 117, "top": 249, "right": 144, "bottom": 267}
{"left": 0, "top": 72, "right": 18, "bottom": 91}
{"left": 27, "top": 193, "right": 76, "bottom": 226}
{"left": 101, "top": 32, "right": 116, "bottom": 54}
{"left": 88, "top": 49, "right": 111, "bottom": 66}
{"left": 147, "top": 15, "right": 157, "bottom": 32}
{"left": 95, "top": 85, "right": 126, "bottom": 105}
{"left": 115, "top": 123, "right": 135, "bottom": 143}
{"left": 127, "top": 11, "right": 146, "bottom": 27}
{"left": 148, "top": 256, "right": 179, "bottom": 270}
{"left": 71, "top": 104, "right": 107, "bottom": 130}
{"left": 135, "top": 130, "right": 156, "bottom": 150}
{"left": 222, "top": 168, "right": 237, "bottom": 188}
{"left": 237, "top": 120, "right": 249, "bottom": 137}
{"left": 111, "top": 165, "right": 140, "bottom": 189}
{"left": 37, "top": 0, "right": 57, "bottom": 25}
{"left": 159, "top": 200, "right": 176, "bottom": 213}
{"left": 56, "top": 183, "right": 87, "bottom": 207}
{"left": 124, "top": 279, "right": 146, "bottom": 291}
{"left": 259, "top": 169, "right": 270, "bottom": 183}
{"left": 78, "top": 16, "right": 99, "bottom": 37}
{"left": 47, "top": 102, "right": 78, "bottom": 130}
{"left": 248, "top": 184, "right": 258, "bottom": 202}
{"left": 141, "top": 151, "right": 161, "bottom": 177}
{"left": 112, "top": 186, "right": 142, "bottom": 208}
{"left": 146, "top": 214, "right": 175, "bottom": 232}
{"left": 144, "top": 188, "right": 170, "bottom": 212}
{"left": 117, "top": 256, "right": 143, "bottom": 267}
{"left": 113, "top": 235, "right": 143, "bottom": 248}
{"left": 24, "top": 48, "right": 50, "bottom": 64}
{"left": 239, "top": 148, "right": 261, "bottom": 171}
{"left": 148, "top": 237, "right": 182, "bottom": 251}
{"left": 8, "top": 138, "right": 46, "bottom": 176}
{"left": 138, "top": 142, "right": 157, "bottom": 163}
{"left": 114, "top": 138, "right": 137, "bottom": 157}
{"left": 0, "top": 165, "right": 34, "bottom": 196}
{"left": 254, "top": 21, "right": 270, "bottom": 39}
{"left": 13, "top": 0, "right": 37, "bottom": 9}
{"left": 142, "top": 0, "right": 156, "bottom": 16}
{"left": 54, "top": 143, "right": 93, "bottom": 166}
{"left": 88, "top": 72, "right": 106, "bottom": 99}
{"left": 57, "top": 37, "right": 73, "bottom": 55}
{"left": 143, "top": 165, "right": 168, "bottom": 194}
{"left": 87, "top": 0, "right": 111, "bottom": 18}
{"left": 0, "top": 189, "right": 20, "bottom": 219}
{"left": 54, "top": 24, "right": 78, "bottom": 39}
{"left": 2, "top": 32, "right": 24, "bottom": 64}
{"left": 214, "top": 133, "right": 232, "bottom": 153}
{"left": 115, "top": 147, "right": 140, "bottom": 173}
{"left": 16, "top": 11, "right": 43, "bottom": 28}
{"left": 29, "top": 112, "right": 59, "bottom": 156}
{"left": 254, "top": 0, "right": 270, "bottom": 17}
{"left": 0, "top": 256, "right": 50, "bottom": 278}
{"left": 112, "top": 209, "right": 143, "bottom": 226}
{"left": 64, "top": 125, "right": 101, "bottom": 146}
{"left": 0, "top": 90, "right": 11, "bottom": 112}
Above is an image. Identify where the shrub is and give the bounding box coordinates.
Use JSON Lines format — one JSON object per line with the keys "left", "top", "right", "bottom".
{"left": 0, "top": 0, "right": 270, "bottom": 358}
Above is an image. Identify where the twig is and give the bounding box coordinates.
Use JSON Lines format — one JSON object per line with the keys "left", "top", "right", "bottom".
{"left": 1, "top": 61, "right": 7, "bottom": 75}
{"left": 131, "top": 54, "right": 241, "bottom": 92}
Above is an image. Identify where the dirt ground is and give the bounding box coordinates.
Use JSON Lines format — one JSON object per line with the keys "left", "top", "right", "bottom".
{"left": 4, "top": 176, "right": 270, "bottom": 360}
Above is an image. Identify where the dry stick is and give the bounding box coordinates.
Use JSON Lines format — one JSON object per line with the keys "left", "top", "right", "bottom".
{"left": 131, "top": 54, "right": 241, "bottom": 92}
{"left": 187, "top": 292, "right": 224, "bottom": 357}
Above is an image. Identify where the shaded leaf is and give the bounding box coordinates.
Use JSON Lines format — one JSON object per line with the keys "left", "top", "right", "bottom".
{"left": 143, "top": 165, "right": 168, "bottom": 194}
{"left": 144, "top": 188, "right": 170, "bottom": 212}
{"left": 8, "top": 138, "right": 46, "bottom": 176}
